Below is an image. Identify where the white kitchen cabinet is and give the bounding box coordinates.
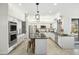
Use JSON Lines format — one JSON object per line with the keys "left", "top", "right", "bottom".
{"left": 58, "top": 36, "right": 63, "bottom": 47}
{"left": 35, "top": 39, "right": 47, "bottom": 55}
{"left": 58, "top": 36, "right": 75, "bottom": 49}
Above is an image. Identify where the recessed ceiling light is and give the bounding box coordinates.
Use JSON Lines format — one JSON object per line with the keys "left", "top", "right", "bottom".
{"left": 54, "top": 3, "right": 57, "bottom": 6}
{"left": 18, "top": 3, "right": 22, "bottom": 6}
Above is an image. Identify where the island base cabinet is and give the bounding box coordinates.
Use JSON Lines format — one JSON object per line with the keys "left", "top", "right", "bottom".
{"left": 35, "top": 39, "right": 47, "bottom": 55}
{"left": 58, "top": 36, "right": 74, "bottom": 49}
{"left": 58, "top": 36, "right": 63, "bottom": 48}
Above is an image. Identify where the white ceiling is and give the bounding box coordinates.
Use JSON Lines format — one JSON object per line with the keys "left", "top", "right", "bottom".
{"left": 13, "top": 3, "right": 79, "bottom": 16}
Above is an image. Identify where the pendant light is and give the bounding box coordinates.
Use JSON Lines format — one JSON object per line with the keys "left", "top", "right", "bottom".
{"left": 35, "top": 3, "right": 40, "bottom": 22}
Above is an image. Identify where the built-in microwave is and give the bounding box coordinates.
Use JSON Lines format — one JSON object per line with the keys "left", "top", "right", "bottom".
{"left": 10, "top": 25, "right": 17, "bottom": 31}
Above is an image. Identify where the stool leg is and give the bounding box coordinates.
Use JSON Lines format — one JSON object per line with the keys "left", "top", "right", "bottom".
{"left": 31, "top": 39, "right": 35, "bottom": 54}
{"left": 27, "top": 41, "right": 31, "bottom": 53}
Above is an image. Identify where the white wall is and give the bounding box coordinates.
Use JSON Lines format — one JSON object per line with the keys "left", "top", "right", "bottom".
{"left": 0, "top": 4, "right": 8, "bottom": 54}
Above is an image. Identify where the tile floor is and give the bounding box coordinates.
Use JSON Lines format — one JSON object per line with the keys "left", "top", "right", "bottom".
{"left": 9, "top": 39, "right": 79, "bottom": 55}
{"left": 9, "top": 40, "right": 28, "bottom": 55}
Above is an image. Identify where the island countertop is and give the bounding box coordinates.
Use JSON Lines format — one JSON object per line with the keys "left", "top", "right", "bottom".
{"left": 50, "top": 31, "right": 74, "bottom": 37}
{"left": 35, "top": 33, "right": 48, "bottom": 39}
{"left": 29, "top": 33, "right": 48, "bottom": 39}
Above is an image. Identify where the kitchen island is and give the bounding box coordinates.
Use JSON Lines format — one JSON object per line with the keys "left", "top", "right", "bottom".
{"left": 29, "top": 33, "right": 48, "bottom": 55}
{"left": 35, "top": 33, "right": 48, "bottom": 55}
{"left": 58, "top": 34, "right": 74, "bottom": 49}
{"left": 44, "top": 32, "right": 75, "bottom": 49}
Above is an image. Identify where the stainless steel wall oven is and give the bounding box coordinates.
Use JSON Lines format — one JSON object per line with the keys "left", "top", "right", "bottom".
{"left": 8, "top": 22, "right": 17, "bottom": 47}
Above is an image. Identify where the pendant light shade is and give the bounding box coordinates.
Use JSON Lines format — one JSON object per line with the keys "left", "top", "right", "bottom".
{"left": 36, "top": 3, "right": 39, "bottom": 5}
{"left": 35, "top": 14, "right": 40, "bottom": 20}
{"left": 35, "top": 3, "right": 40, "bottom": 22}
